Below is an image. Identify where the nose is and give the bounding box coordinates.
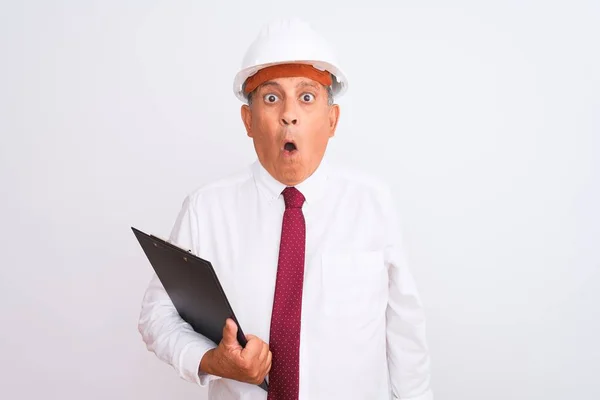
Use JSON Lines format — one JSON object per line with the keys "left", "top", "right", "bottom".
{"left": 281, "top": 103, "right": 298, "bottom": 126}
{"left": 281, "top": 117, "right": 297, "bottom": 125}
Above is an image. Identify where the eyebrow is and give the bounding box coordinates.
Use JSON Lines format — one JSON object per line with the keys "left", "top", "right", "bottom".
{"left": 258, "top": 81, "right": 282, "bottom": 91}
{"left": 258, "top": 80, "right": 321, "bottom": 92}
{"left": 295, "top": 81, "right": 320, "bottom": 90}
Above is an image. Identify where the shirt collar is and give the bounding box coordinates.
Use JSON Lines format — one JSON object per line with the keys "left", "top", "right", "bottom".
{"left": 252, "top": 157, "right": 329, "bottom": 206}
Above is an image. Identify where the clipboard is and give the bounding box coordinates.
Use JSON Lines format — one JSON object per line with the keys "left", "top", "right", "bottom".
{"left": 132, "top": 227, "right": 268, "bottom": 392}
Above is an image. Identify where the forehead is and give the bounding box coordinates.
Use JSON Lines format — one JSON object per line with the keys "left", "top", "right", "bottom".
{"left": 256, "top": 76, "right": 323, "bottom": 92}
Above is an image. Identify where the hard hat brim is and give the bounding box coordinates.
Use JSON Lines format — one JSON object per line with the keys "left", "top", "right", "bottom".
{"left": 233, "top": 59, "right": 348, "bottom": 103}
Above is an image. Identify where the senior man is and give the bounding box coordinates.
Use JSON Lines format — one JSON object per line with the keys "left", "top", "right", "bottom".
{"left": 138, "top": 18, "right": 433, "bottom": 400}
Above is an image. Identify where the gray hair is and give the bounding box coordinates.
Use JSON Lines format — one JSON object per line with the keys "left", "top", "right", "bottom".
{"left": 246, "top": 83, "right": 334, "bottom": 106}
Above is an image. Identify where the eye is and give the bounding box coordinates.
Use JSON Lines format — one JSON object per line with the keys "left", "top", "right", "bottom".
{"left": 263, "top": 93, "right": 279, "bottom": 103}
{"left": 301, "top": 93, "right": 315, "bottom": 103}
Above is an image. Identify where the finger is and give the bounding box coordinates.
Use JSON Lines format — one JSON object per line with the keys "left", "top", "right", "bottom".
{"left": 243, "top": 335, "right": 264, "bottom": 358}
{"left": 265, "top": 351, "right": 272, "bottom": 373}
{"left": 221, "top": 318, "right": 240, "bottom": 347}
{"left": 258, "top": 341, "right": 269, "bottom": 362}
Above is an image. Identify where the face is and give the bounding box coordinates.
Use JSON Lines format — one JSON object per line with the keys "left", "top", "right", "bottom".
{"left": 241, "top": 76, "right": 340, "bottom": 186}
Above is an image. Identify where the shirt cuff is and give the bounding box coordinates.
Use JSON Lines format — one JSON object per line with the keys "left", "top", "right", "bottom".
{"left": 179, "top": 341, "right": 221, "bottom": 387}
{"left": 397, "top": 389, "right": 434, "bottom": 400}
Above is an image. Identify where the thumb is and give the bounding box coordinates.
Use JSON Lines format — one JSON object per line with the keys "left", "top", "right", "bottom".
{"left": 221, "top": 318, "right": 240, "bottom": 348}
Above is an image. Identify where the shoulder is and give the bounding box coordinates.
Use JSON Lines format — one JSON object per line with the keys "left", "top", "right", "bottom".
{"left": 326, "top": 161, "right": 403, "bottom": 227}
{"left": 326, "top": 160, "right": 393, "bottom": 198}
{"left": 180, "top": 163, "right": 255, "bottom": 209}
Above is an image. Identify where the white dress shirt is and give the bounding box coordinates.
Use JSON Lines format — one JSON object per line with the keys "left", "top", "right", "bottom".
{"left": 138, "top": 156, "right": 433, "bottom": 400}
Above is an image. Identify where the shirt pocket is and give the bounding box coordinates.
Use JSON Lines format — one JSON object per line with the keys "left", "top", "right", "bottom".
{"left": 320, "top": 250, "right": 389, "bottom": 318}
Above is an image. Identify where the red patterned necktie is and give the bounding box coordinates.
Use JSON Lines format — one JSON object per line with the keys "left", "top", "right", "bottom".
{"left": 267, "top": 186, "right": 306, "bottom": 400}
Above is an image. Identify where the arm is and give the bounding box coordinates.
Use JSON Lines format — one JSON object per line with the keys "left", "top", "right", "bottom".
{"left": 137, "top": 195, "right": 272, "bottom": 387}
{"left": 382, "top": 187, "right": 434, "bottom": 400}
{"left": 137, "top": 195, "right": 220, "bottom": 386}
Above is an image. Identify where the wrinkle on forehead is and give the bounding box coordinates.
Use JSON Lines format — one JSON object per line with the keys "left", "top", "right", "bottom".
{"left": 258, "top": 78, "right": 322, "bottom": 93}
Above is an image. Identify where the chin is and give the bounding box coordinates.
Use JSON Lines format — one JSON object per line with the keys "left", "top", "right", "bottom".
{"left": 279, "top": 163, "right": 306, "bottom": 185}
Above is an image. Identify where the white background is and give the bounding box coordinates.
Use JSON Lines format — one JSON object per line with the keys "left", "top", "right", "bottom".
{"left": 1, "top": 1, "right": 598, "bottom": 399}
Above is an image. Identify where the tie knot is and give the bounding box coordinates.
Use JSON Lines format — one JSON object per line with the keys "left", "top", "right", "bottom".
{"left": 282, "top": 187, "right": 305, "bottom": 209}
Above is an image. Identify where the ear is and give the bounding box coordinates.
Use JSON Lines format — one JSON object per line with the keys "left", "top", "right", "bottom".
{"left": 241, "top": 104, "right": 253, "bottom": 137}
{"left": 328, "top": 104, "right": 340, "bottom": 138}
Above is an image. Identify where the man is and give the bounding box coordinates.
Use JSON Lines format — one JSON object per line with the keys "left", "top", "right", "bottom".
{"left": 138, "top": 18, "right": 433, "bottom": 400}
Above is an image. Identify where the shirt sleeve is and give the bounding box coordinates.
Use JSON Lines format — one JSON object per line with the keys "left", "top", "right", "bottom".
{"left": 137, "top": 195, "right": 222, "bottom": 387}
{"left": 381, "top": 185, "right": 434, "bottom": 400}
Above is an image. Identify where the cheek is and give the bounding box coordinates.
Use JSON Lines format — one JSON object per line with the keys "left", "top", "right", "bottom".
{"left": 307, "top": 111, "right": 332, "bottom": 142}
{"left": 252, "top": 114, "right": 280, "bottom": 144}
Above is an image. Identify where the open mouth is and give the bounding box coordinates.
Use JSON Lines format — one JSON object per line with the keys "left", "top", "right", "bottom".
{"left": 283, "top": 141, "right": 298, "bottom": 153}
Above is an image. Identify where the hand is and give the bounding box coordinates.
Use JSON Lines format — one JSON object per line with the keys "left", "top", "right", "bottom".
{"left": 199, "top": 318, "right": 272, "bottom": 385}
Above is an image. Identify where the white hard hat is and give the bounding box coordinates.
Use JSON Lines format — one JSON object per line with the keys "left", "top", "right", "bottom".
{"left": 233, "top": 18, "right": 348, "bottom": 103}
